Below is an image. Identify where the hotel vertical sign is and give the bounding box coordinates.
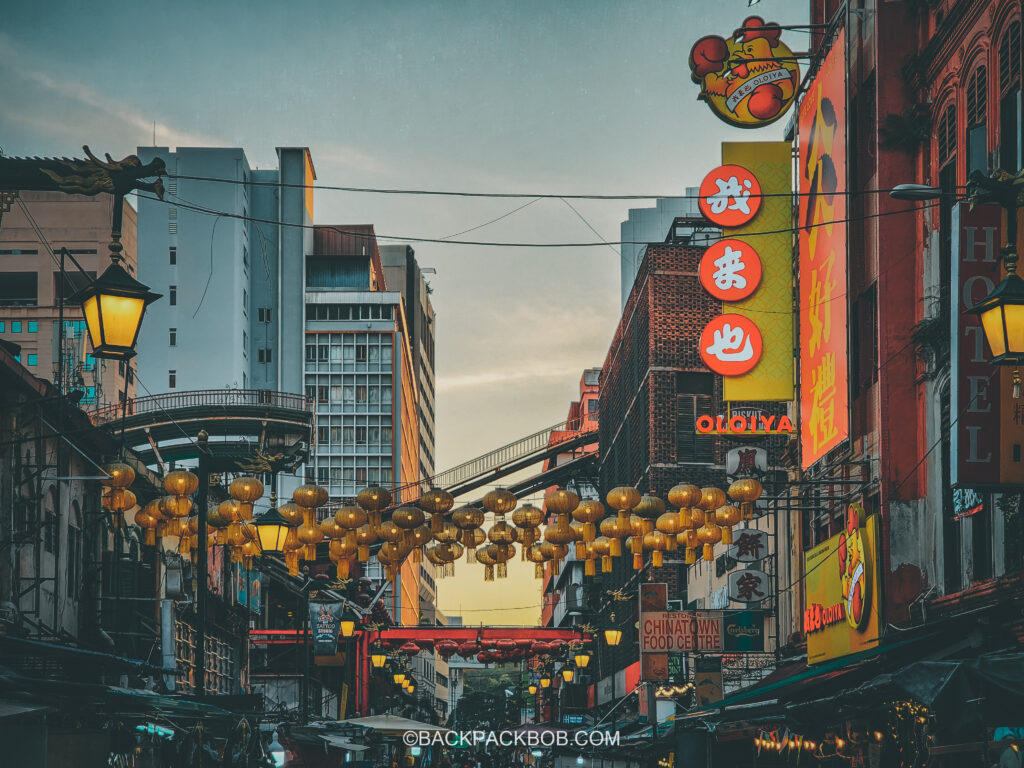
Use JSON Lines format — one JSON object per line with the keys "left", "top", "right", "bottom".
{"left": 799, "top": 28, "right": 849, "bottom": 469}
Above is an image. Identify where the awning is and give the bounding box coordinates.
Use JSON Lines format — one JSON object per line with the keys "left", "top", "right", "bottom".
{"left": 322, "top": 735, "right": 371, "bottom": 751}
{"left": 0, "top": 699, "right": 47, "bottom": 721}
{"left": 339, "top": 714, "right": 448, "bottom": 733}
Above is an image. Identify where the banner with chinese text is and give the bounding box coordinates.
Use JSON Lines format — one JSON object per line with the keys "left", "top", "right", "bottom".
{"left": 721, "top": 141, "right": 795, "bottom": 401}
{"left": 798, "top": 28, "right": 849, "bottom": 469}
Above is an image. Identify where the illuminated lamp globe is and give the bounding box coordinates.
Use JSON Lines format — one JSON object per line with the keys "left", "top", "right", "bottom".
{"left": 371, "top": 652, "right": 388, "bottom": 668}
{"left": 603, "top": 628, "right": 623, "bottom": 647}
{"left": 574, "top": 652, "right": 591, "bottom": 668}
{"left": 73, "top": 261, "right": 161, "bottom": 360}
{"left": 253, "top": 501, "right": 290, "bottom": 553}
{"left": 970, "top": 270, "right": 1024, "bottom": 368}
{"left": 561, "top": 667, "right": 575, "bottom": 683}
{"left": 528, "top": 683, "right": 539, "bottom": 695}
{"left": 539, "top": 675, "right": 552, "bottom": 688}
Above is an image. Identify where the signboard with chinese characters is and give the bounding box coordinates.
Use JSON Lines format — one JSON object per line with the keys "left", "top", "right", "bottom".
{"left": 728, "top": 529, "right": 770, "bottom": 563}
{"left": 952, "top": 488, "right": 985, "bottom": 520}
{"left": 799, "top": 29, "right": 849, "bottom": 468}
{"left": 950, "top": 202, "right": 1024, "bottom": 487}
{"left": 640, "top": 610, "right": 765, "bottom": 653}
{"left": 803, "top": 505, "right": 881, "bottom": 664}
{"left": 694, "top": 656, "right": 724, "bottom": 706}
{"left": 727, "top": 446, "right": 768, "bottom": 477}
{"left": 728, "top": 567, "right": 771, "bottom": 604}
{"left": 720, "top": 141, "right": 795, "bottom": 402}
{"left": 639, "top": 583, "right": 669, "bottom": 682}
{"left": 688, "top": 16, "right": 800, "bottom": 129}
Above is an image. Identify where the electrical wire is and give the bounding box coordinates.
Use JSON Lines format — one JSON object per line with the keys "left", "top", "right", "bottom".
{"left": 441, "top": 197, "right": 543, "bottom": 240}
{"left": 164, "top": 172, "right": 961, "bottom": 201}
{"left": 136, "top": 190, "right": 946, "bottom": 249}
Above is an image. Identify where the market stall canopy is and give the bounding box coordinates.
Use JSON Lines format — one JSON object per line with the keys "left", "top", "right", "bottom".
{"left": 340, "top": 714, "right": 449, "bottom": 733}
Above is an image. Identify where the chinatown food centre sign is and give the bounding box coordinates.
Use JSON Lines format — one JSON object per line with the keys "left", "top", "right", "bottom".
{"left": 803, "top": 503, "right": 881, "bottom": 664}
{"left": 639, "top": 610, "right": 765, "bottom": 653}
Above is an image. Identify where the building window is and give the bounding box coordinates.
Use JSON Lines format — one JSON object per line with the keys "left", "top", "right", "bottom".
{"left": 306, "top": 345, "right": 316, "bottom": 362}
{"left": 27, "top": 354, "right": 37, "bottom": 366}
{"left": 258, "top": 348, "right": 272, "bottom": 363}
{"left": 169, "top": 328, "right": 177, "bottom": 346}
{"left": 242, "top": 330, "right": 247, "bottom": 355}
{"left": 937, "top": 101, "right": 957, "bottom": 169}
{"left": 356, "top": 426, "right": 367, "bottom": 444}
{"left": 965, "top": 65, "right": 988, "bottom": 176}
{"left": 170, "top": 246, "right": 177, "bottom": 265}
{"left": 0, "top": 321, "right": 5, "bottom": 332}
{"left": 169, "top": 285, "right": 177, "bottom": 306}
{"left": 169, "top": 370, "right": 177, "bottom": 389}
{"left": 0, "top": 273, "right": 38, "bottom": 307}
{"left": 243, "top": 245, "right": 248, "bottom": 268}
{"left": 317, "top": 425, "right": 329, "bottom": 444}
{"left": 587, "top": 398, "right": 599, "bottom": 413}
{"left": 999, "top": 20, "right": 1021, "bottom": 172}
{"left": 258, "top": 307, "right": 271, "bottom": 323}
{"left": 318, "top": 344, "right": 329, "bottom": 362}
{"left": 27, "top": 321, "right": 37, "bottom": 333}
{"left": 243, "top": 289, "right": 247, "bottom": 315}
{"left": 677, "top": 394, "right": 714, "bottom": 463}
{"left": 11, "top": 321, "right": 21, "bottom": 333}
{"left": 355, "top": 467, "right": 368, "bottom": 484}
{"left": 318, "top": 386, "right": 328, "bottom": 403}
{"left": 356, "top": 385, "right": 367, "bottom": 403}
{"left": 356, "top": 344, "right": 367, "bottom": 362}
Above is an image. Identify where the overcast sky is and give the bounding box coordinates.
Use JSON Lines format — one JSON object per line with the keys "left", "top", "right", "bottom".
{"left": 1, "top": 0, "right": 808, "bottom": 624}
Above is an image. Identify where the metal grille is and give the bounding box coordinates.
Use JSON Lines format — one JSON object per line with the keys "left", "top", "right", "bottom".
{"left": 1000, "top": 20, "right": 1021, "bottom": 92}
{"left": 966, "top": 66, "right": 987, "bottom": 127}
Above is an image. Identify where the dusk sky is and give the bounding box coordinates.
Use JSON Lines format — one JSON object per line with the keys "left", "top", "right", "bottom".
{"left": 1, "top": 0, "right": 807, "bottom": 624}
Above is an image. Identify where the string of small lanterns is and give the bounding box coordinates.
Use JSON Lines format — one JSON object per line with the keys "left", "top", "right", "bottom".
{"left": 109, "top": 464, "right": 764, "bottom": 583}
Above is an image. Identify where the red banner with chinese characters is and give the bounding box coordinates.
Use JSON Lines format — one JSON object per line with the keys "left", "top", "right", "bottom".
{"left": 798, "top": 28, "right": 849, "bottom": 469}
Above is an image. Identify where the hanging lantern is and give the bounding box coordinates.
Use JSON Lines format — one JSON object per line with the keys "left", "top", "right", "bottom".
{"left": 633, "top": 494, "right": 666, "bottom": 535}
{"left": 282, "top": 527, "right": 302, "bottom": 576}
{"left": 488, "top": 520, "right": 516, "bottom": 546}
{"left": 293, "top": 483, "right": 328, "bottom": 515}
{"left": 475, "top": 544, "right": 498, "bottom": 581}
{"left": 419, "top": 488, "right": 455, "bottom": 535}
{"left": 544, "top": 488, "right": 580, "bottom": 526}
{"left": 456, "top": 641, "right": 478, "bottom": 658}
{"left": 679, "top": 529, "right": 700, "bottom": 565}
{"left": 572, "top": 499, "right": 605, "bottom": 543}
{"left": 599, "top": 515, "right": 630, "bottom": 558}
{"left": 134, "top": 504, "right": 159, "bottom": 546}
{"left": 643, "top": 531, "right": 670, "bottom": 568}
{"left": 334, "top": 505, "right": 368, "bottom": 549}
{"left": 699, "top": 487, "right": 727, "bottom": 514}
{"left": 354, "top": 523, "right": 378, "bottom": 562}
{"left": 328, "top": 538, "right": 358, "bottom": 578}
{"left": 431, "top": 541, "right": 465, "bottom": 578}
{"left": 103, "top": 488, "right": 137, "bottom": 513}
{"left": 377, "top": 520, "right": 404, "bottom": 545}
{"left": 606, "top": 486, "right": 641, "bottom": 526}
{"left": 511, "top": 504, "right": 545, "bottom": 549}
{"left": 696, "top": 517, "right": 723, "bottom": 562}
{"left": 668, "top": 484, "right": 702, "bottom": 509}
{"left": 162, "top": 469, "right": 197, "bottom": 498}
{"left": 377, "top": 541, "right": 406, "bottom": 582}
{"left": 481, "top": 489, "right": 517, "bottom": 519}
{"left": 278, "top": 501, "right": 305, "bottom": 526}
{"left": 102, "top": 462, "right": 136, "bottom": 490}
{"left": 405, "top": 525, "right": 433, "bottom": 562}
{"left": 487, "top": 543, "right": 515, "bottom": 579}
{"left": 728, "top": 478, "right": 763, "bottom": 521}
{"left": 434, "top": 521, "right": 460, "bottom": 545}
{"left": 715, "top": 505, "right": 742, "bottom": 545}
{"left": 229, "top": 476, "right": 264, "bottom": 521}
{"left": 524, "top": 543, "right": 549, "bottom": 579}
{"left": 656, "top": 511, "right": 681, "bottom": 552}
{"left": 297, "top": 512, "right": 324, "bottom": 561}
{"left": 543, "top": 518, "right": 575, "bottom": 574}
{"left": 436, "top": 640, "right": 459, "bottom": 660}
{"left": 591, "top": 536, "right": 613, "bottom": 573}
{"left": 452, "top": 505, "right": 485, "bottom": 560}
{"left": 392, "top": 506, "right": 426, "bottom": 549}
{"left": 571, "top": 522, "right": 587, "bottom": 559}
{"left": 356, "top": 486, "right": 392, "bottom": 529}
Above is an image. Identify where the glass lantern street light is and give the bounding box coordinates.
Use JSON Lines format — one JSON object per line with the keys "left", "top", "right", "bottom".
{"left": 73, "top": 261, "right": 161, "bottom": 360}
{"left": 539, "top": 675, "right": 552, "bottom": 688}
{"left": 574, "top": 652, "right": 591, "bottom": 668}
{"left": 971, "top": 270, "right": 1024, "bottom": 368}
{"left": 528, "top": 683, "right": 539, "bottom": 695}
{"left": 253, "top": 499, "right": 290, "bottom": 553}
{"left": 393, "top": 673, "right": 407, "bottom": 685}
{"left": 561, "top": 667, "right": 575, "bottom": 683}
{"left": 371, "top": 651, "right": 388, "bottom": 668}
{"left": 603, "top": 628, "right": 623, "bottom": 646}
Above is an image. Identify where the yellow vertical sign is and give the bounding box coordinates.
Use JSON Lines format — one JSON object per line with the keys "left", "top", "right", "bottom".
{"left": 721, "top": 141, "right": 794, "bottom": 401}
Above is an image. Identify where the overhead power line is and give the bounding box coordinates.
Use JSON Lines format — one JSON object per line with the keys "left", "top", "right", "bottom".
{"left": 135, "top": 192, "right": 951, "bottom": 249}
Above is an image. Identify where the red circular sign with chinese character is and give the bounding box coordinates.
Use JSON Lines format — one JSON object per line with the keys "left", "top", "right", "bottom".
{"left": 699, "top": 239, "right": 763, "bottom": 302}
{"left": 699, "top": 314, "right": 763, "bottom": 376}
{"left": 698, "top": 164, "right": 762, "bottom": 227}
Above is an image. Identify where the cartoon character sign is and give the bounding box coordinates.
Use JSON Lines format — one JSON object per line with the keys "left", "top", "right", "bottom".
{"left": 837, "top": 503, "right": 870, "bottom": 631}
{"left": 689, "top": 16, "right": 800, "bottom": 128}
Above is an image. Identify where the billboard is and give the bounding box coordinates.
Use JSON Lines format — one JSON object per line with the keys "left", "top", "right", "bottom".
{"left": 639, "top": 610, "right": 765, "bottom": 653}
{"left": 950, "top": 203, "right": 1024, "bottom": 487}
{"left": 799, "top": 28, "right": 849, "bottom": 469}
{"left": 721, "top": 141, "right": 795, "bottom": 401}
{"left": 803, "top": 505, "right": 880, "bottom": 664}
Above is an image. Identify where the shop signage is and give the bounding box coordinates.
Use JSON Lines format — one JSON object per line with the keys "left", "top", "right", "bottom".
{"left": 953, "top": 488, "right": 985, "bottom": 520}
{"left": 799, "top": 28, "right": 850, "bottom": 468}
{"left": 728, "top": 567, "right": 770, "bottom": 604}
{"left": 694, "top": 656, "right": 724, "bottom": 706}
{"left": 950, "top": 202, "right": 1024, "bottom": 487}
{"left": 309, "top": 599, "right": 345, "bottom": 656}
{"left": 698, "top": 164, "right": 762, "bottom": 227}
{"left": 696, "top": 412, "right": 794, "bottom": 435}
{"left": 728, "top": 529, "right": 769, "bottom": 563}
{"left": 688, "top": 16, "right": 800, "bottom": 129}
{"left": 699, "top": 313, "right": 763, "bottom": 376}
{"left": 712, "top": 142, "right": 794, "bottom": 402}
{"left": 727, "top": 446, "right": 768, "bottom": 477}
{"left": 699, "top": 239, "right": 763, "bottom": 302}
{"left": 639, "top": 610, "right": 765, "bottom": 653}
{"left": 803, "top": 503, "right": 880, "bottom": 664}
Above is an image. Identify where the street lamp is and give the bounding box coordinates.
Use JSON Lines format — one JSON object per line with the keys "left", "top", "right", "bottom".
{"left": 73, "top": 260, "right": 161, "bottom": 360}
{"left": 253, "top": 493, "right": 290, "bottom": 553}
{"left": 340, "top": 609, "right": 357, "bottom": 638}
{"left": 394, "top": 672, "right": 407, "bottom": 685}
{"left": 574, "top": 652, "right": 591, "bottom": 668}
{"left": 371, "top": 650, "right": 389, "bottom": 669}
{"left": 528, "top": 683, "right": 539, "bottom": 695}
{"left": 561, "top": 667, "right": 575, "bottom": 683}
{"left": 539, "top": 675, "right": 552, "bottom": 688}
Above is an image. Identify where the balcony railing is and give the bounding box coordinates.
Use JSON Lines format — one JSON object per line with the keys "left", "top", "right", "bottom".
{"left": 90, "top": 388, "right": 313, "bottom": 425}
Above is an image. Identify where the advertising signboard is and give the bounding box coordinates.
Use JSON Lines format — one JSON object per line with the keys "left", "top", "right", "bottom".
{"left": 799, "top": 28, "right": 849, "bottom": 468}
{"left": 803, "top": 505, "right": 881, "bottom": 664}
{"left": 640, "top": 610, "right": 765, "bottom": 653}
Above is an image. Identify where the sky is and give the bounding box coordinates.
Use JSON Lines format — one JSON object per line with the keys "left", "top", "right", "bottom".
{"left": 1, "top": 0, "right": 808, "bottom": 625}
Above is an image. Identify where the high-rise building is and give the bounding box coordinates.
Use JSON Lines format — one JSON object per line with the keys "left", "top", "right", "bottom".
{"left": 0, "top": 191, "right": 138, "bottom": 407}
{"left": 379, "top": 244, "right": 436, "bottom": 481}
{"left": 618, "top": 191, "right": 717, "bottom": 309}
{"left": 135, "top": 146, "right": 314, "bottom": 398}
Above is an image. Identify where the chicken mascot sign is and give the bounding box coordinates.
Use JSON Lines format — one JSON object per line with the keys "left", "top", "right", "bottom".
{"left": 689, "top": 16, "right": 800, "bottom": 128}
